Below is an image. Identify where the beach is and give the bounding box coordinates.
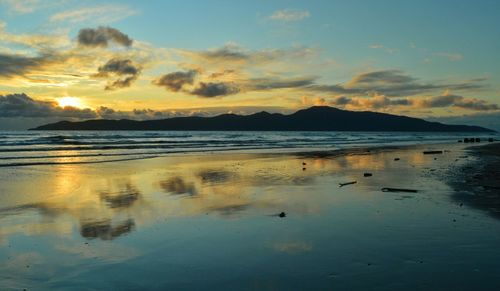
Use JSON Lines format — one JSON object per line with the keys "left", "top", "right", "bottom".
{"left": 1, "top": 140, "right": 500, "bottom": 290}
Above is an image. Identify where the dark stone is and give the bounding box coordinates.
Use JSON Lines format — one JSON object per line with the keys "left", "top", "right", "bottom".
{"left": 394, "top": 158, "right": 400, "bottom": 161}
{"left": 364, "top": 173, "right": 373, "bottom": 177}
{"left": 279, "top": 212, "right": 286, "bottom": 218}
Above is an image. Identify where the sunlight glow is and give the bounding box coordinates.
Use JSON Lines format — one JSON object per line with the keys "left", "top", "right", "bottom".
{"left": 57, "top": 97, "right": 84, "bottom": 108}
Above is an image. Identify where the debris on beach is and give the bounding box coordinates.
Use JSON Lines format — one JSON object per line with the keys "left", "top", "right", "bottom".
{"left": 363, "top": 173, "right": 373, "bottom": 177}
{"left": 394, "top": 158, "right": 400, "bottom": 161}
{"left": 279, "top": 212, "right": 286, "bottom": 218}
{"left": 489, "top": 138, "right": 494, "bottom": 142}
{"left": 381, "top": 187, "right": 418, "bottom": 193}
{"left": 302, "top": 162, "right": 307, "bottom": 166}
{"left": 423, "top": 150, "right": 443, "bottom": 155}
{"left": 339, "top": 181, "right": 357, "bottom": 187}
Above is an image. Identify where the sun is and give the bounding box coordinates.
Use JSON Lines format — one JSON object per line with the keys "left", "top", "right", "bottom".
{"left": 57, "top": 97, "right": 84, "bottom": 108}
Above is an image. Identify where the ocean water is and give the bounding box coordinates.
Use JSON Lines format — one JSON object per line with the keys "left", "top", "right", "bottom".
{"left": 0, "top": 131, "right": 496, "bottom": 167}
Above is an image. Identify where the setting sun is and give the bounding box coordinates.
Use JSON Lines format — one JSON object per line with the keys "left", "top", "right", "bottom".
{"left": 57, "top": 97, "right": 84, "bottom": 108}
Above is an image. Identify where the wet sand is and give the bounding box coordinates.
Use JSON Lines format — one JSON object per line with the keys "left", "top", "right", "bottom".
{"left": 449, "top": 142, "right": 500, "bottom": 218}
{"left": 1, "top": 143, "right": 500, "bottom": 290}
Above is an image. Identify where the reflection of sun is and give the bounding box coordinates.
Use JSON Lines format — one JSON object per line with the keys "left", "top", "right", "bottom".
{"left": 57, "top": 97, "right": 84, "bottom": 108}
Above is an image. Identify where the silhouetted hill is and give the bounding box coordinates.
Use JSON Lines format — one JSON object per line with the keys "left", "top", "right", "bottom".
{"left": 31, "top": 106, "right": 495, "bottom": 132}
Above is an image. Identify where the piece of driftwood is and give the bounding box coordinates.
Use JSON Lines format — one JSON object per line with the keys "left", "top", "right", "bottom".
{"left": 423, "top": 150, "right": 443, "bottom": 155}
{"left": 381, "top": 187, "right": 418, "bottom": 193}
{"left": 363, "top": 173, "right": 373, "bottom": 177}
{"left": 339, "top": 181, "right": 357, "bottom": 187}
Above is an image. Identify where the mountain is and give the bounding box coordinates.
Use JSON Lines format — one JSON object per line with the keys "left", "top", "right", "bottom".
{"left": 31, "top": 106, "right": 495, "bottom": 132}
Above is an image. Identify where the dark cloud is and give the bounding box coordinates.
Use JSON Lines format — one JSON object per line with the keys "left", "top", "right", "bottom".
{"left": 351, "top": 70, "right": 416, "bottom": 85}
{"left": 191, "top": 82, "right": 240, "bottom": 97}
{"left": 248, "top": 76, "right": 316, "bottom": 90}
{"left": 153, "top": 70, "right": 314, "bottom": 97}
{"left": 310, "top": 70, "right": 486, "bottom": 97}
{"left": 77, "top": 26, "right": 133, "bottom": 48}
{"left": 414, "top": 94, "right": 499, "bottom": 111}
{"left": 153, "top": 70, "right": 197, "bottom": 92}
{"left": 454, "top": 99, "right": 499, "bottom": 111}
{"left": 182, "top": 45, "right": 316, "bottom": 65}
{"left": 0, "top": 93, "right": 96, "bottom": 118}
{"left": 0, "top": 53, "right": 51, "bottom": 78}
{"left": 198, "top": 46, "right": 249, "bottom": 62}
{"left": 94, "top": 58, "right": 140, "bottom": 90}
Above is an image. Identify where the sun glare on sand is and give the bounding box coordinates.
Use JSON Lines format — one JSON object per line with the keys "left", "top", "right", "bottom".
{"left": 57, "top": 97, "right": 84, "bottom": 108}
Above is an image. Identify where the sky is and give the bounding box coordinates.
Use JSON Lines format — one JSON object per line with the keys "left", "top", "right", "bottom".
{"left": 1, "top": 0, "right": 499, "bottom": 130}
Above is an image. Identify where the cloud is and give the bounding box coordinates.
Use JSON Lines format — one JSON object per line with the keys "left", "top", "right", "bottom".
{"left": 191, "top": 82, "right": 240, "bottom": 97}
{"left": 310, "top": 70, "right": 486, "bottom": 97}
{"left": 313, "top": 93, "right": 498, "bottom": 112}
{"left": 369, "top": 44, "right": 399, "bottom": 54}
{"left": 0, "top": 53, "right": 50, "bottom": 78}
{"left": 179, "top": 44, "right": 316, "bottom": 66}
{"left": 50, "top": 4, "right": 137, "bottom": 24}
{"left": 269, "top": 9, "right": 310, "bottom": 22}
{"left": 94, "top": 58, "right": 141, "bottom": 90}
{"left": 153, "top": 70, "right": 197, "bottom": 92}
{"left": 0, "top": 0, "right": 43, "bottom": 14}
{"left": 247, "top": 76, "right": 316, "bottom": 90}
{"left": 414, "top": 93, "right": 498, "bottom": 111}
{"left": 77, "top": 27, "right": 133, "bottom": 48}
{"left": 0, "top": 93, "right": 97, "bottom": 118}
{"left": 153, "top": 69, "right": 313, "bottom": 97}
{"left": 0, "top": 22, "right": 70, "bottom": 49}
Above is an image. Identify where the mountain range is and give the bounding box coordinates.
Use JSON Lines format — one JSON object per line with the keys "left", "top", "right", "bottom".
{"left": 31, "top": 106, "right": 494, "bottom": 132}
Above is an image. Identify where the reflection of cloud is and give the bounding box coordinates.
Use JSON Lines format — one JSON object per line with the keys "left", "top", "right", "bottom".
{"left": 160, "top": 177, "right": 197, "bottom": 196}
{"left": 197, "top": 170, "right": 234, "bottom": 184}
{"left": 206, "top": 203, "right": 250, "bottom": 217}
{"left": 80, "top": 219, "right": 135, "bottom": 241}
{"left": 273, "top": 241, "right": 312, "bottom": 254}
{"left": 99, "top": 183, "right": 140, "bottom": 209}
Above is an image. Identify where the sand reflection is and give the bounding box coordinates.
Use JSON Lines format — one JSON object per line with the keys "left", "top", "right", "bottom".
{"left": 0, "top": 147, "right": 448, "bottom": 242}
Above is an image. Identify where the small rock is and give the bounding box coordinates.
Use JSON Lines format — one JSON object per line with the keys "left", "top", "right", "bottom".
{"left": 394, "top": 158, "right": 400, "bottom": 161}
{"left": 279, "top": 212, "right": 286, "bottom": 218}
{"left": 363, "top": 173, "right": 373, "bottom": 177}
{"left": 302, "top": 162, "right": 307, "bottom": 166}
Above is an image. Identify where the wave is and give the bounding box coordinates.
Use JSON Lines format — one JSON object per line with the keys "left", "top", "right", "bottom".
{"left": 0, "top": 130, "right": 497, "bottom": 168}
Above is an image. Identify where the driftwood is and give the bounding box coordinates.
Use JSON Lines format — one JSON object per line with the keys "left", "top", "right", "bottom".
{"left": 381, "top": 187, "right": 418, "bottom": 193}
{"left": 339, "top": 181, "right": 357, "bottom": 187}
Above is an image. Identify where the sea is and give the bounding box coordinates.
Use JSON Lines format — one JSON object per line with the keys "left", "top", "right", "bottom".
{"left": 0, "top": 130, "right": 497, "bottom": 167}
